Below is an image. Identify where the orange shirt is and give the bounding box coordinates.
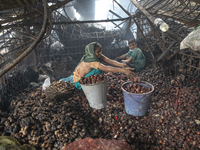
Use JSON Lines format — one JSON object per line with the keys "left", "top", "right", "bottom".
{"left": 73, "top": 61, "right": 100, "bottom": 82}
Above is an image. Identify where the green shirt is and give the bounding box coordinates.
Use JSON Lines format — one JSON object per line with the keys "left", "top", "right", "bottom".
{"left": 125, "top": 47, "right": 145, "bottom": 72}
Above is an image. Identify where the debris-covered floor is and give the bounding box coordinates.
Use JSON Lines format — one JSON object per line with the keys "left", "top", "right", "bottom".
{"left": 0, "top": 66, "right": 200, "bottom": 150}
{"left": 0, "top": 0, "right": 200, "bottom": 149}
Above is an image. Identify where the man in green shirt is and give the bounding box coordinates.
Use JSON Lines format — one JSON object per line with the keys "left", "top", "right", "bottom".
{"left": 115, "top": 39, "right": 146, "bottom": 72}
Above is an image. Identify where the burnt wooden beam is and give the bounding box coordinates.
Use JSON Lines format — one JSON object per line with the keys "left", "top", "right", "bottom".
{"left": 156, "top": 10, "right": 200, "bottom": 28}
{"left": 0, "top": 0, "right": 39, "bottom": 11}
{"left": 132, "top": 16, "right": 156, "bottom": 62}
{"left": 113, "top": 0, "right": 132, "bottom": 16}
{"left": 190, "top": 0, "right": 200, "bottom": 4}
{"left": 130, "top": 0, "right": 190, "bottom": 61}
{"left": 52, "top": 17, "right": 132, "bottom": 25}
{"left": 1, "top": 39, "right": 33, "bottom": 57}
{"left": 2, "top": 17, "right": 132, "bottom": 30}
{"left": 130, "top": 0, "right": 183, "bottom": 43}
{"left": 167, "top": 49, "right": 180, "bottom": 60}
{"left": 107, "top": 18, "right": 122, "bottom": 29}
{"left": 0, "top": 0, "right": 73, "bottom": 25}
{"left": 179, "top": 51, "right": 200, "bottom": 58}
{"left": 109, "top": 10, "right": 122, "bottom": 19}
{"left": 165, "top": 30, "right": 183, "bottom": 42}
{"left": 112, "top": 0, "right": 134, "bottom": 29}
{"left": 114, "top": 19, "right": 129, "bottom": 28}
{"left": 0, "top": 45, "right": 30, "bottom": 69}
{"left": 148, "top": 20, "right": 166, "bottom": 53}
{"left": 0, "top": 0, "right": 48, "bottom": 78}
{"left": 157, "top": 41, "right": 177, "bottom": 62}
{"left": 146, "top": 0, "right": 166, "bottom": 11}
{"left": 162, "top": 32, "right": 166, "bottom": 50}
{"left": 130, "top": 0, "right": 155, "bottom": 25}
{"left": 167, "top": 45, "right": 200, "bottom": 61}
{"left": 189, "top": 49, "right": 200, "bottom": 57}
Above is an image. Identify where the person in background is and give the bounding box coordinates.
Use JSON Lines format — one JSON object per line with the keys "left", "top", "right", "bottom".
{"left": 72, "top": 42, "right": 136, "bottom": 89}
{"left": 115, "top": 39, "right": 146, "bottom": 72}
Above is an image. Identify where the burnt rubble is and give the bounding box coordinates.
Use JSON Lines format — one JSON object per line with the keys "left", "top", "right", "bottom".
{"left": 0, "top": 66, "right": 200, "bottom": 150}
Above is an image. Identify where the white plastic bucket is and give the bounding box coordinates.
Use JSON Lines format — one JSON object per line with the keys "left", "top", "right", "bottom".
{"left": 80, "top": 79, "right": 107, "bottom": 109}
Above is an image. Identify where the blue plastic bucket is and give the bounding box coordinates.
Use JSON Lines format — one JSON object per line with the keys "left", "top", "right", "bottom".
{"left": 121, "top": 81, "right": 154, "bottom": 116}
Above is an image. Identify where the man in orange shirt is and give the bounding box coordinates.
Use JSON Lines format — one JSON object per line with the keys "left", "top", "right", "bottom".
{"left": 72, "top": 42, "right": 136, "bottom": 89}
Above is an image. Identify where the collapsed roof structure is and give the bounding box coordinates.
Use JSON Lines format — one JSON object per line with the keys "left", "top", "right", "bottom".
{"left": 0, "top": 1, "right": 200, "bottom": 149}
{"left": 0, "top": 0, "right": 199, "bottom": 104}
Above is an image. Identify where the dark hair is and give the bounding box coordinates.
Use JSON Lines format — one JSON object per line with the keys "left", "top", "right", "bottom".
{"left": 94, "top": 43, "right": 101, "bottom": 51}
{"left": 128, "top": 39, "right": 136, "bottom": 45}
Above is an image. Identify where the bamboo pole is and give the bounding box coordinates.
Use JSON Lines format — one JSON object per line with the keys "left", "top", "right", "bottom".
{"left": 157, "top": 41, "right": 177, "bottom": 62}
{"left": 132, "top": 16, "right": 156, "bottom": 62}
{"left": 2, "top": 17, "right": 132, "bottom": 30}
{"left": 130, "top": 0, "right": 184, "bottom": 43}
{"left": 113, "top": 0, "right": 132, "bottom": 16}
{"left": 0, "top": 0, "right": 72, "bottom": 25}
{"left": 0, "top": 0, "right": 48, "bottom": 78}
{"left": 109, "top": 10, "right": 122, "bottom": 19}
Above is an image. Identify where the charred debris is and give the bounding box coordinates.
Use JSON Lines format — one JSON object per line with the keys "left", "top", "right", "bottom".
{"left": 0, "top": 0, "right": 200, "bottom": 149}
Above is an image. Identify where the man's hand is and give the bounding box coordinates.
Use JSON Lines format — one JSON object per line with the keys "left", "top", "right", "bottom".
{"left": 121, "top": 59, "right": 128, "bottom": 64}
{"left": 122, "top": 62, "right": 128, "bottom": 68}
{"left": 123, "top": 68, "right": 137, "bottom": 77}
{"left": 122, "top": 62, "right": 135, "bottom": 71}
{"left": 125, "top": 66, "right": 135, "bottom": 71}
